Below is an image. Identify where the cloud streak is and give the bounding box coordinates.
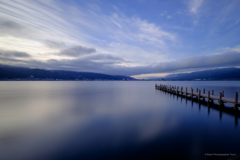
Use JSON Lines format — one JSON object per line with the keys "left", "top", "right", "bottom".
{"left": 0, "top": 0, "right": 240, "bottom": 77}
{"left": 44, "top": 40, "right": 66, "bottom": 49}
{"left": 0, "top": 0, "right": 174, "bottom": 66}
{"left": 154, "top": 51, "right": 240, "bottom": 73}
{"left": 58, "top": 46, "right": 96, "bottom": 57}
{"left": 1, "top": 49, "right": 240, "bottom": 77}
{"left": 0, "top": 50, "right": 31, "bottom": 58}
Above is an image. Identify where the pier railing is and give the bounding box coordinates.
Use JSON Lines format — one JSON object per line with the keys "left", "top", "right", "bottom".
{"left": 155, "top": 84, "right": 239, "bottom": 108}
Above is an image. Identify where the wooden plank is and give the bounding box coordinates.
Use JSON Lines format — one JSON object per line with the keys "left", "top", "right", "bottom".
{"left": 155, "top": 84, "right": 240, "bottom": 106}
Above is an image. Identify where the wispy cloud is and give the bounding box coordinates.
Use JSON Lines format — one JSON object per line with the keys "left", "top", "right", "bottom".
{"left": 0, "top": 0, "right": 240, "bottom": 77}
{"left": 1, "top": 47, "right": 240, "bottom": 77}
{"left": 188, "top": 0, "right": 204, "bottom": 14}
{"left": 58, "top": 46, "right": 96, "bottom": 57}
{"left": 154, "top": 51, "right": 240, "bottom": 73}
{"left": 0, "top": 50, "right": 31, "bottom": 58}
{"left": 44, "top": 40, "right": 66, "bottom": 49}
{"left": 0, "top": 0, "right": 175, "bottom": 68}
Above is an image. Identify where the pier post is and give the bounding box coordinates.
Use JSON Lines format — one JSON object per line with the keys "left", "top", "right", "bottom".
{"left": 155, "top": 84, "right": 238, "bottom": 109}
{"left": 185, "top": 87, "right": 187, "bottom": 98}
{"left": 219, "top": 92, "right": 223, "bottom": 106}
{"left": 198, "top": 90, "right": 201, "bottom": 100}
{"left": 219, "top": 92, "right": 222, "bottom": 100}
{"left": 235, "top": 92, "right": 238, "bottom": 109}
{"left": 208, "top": 91, "right": 210, "bottom": 102}
{"left": 191, "top": 88, "right": 193, "bottom": 98}
{"left": 202, "top": 89, "right": 205, "bottom": 100}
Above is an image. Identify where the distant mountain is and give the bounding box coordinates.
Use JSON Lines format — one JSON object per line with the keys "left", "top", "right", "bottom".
{"left": 163, "top": 68, "right": 240, "bottom": 80}
{"left": 0, "top": 64, "right": 135, "bottom": 80}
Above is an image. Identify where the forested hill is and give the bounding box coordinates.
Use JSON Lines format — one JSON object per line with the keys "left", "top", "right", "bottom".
{"left": 0, "top": 64, "right": 135, "bottom": 80}
{"left": 163, "top": 68, "right": 240, "bottom": 80}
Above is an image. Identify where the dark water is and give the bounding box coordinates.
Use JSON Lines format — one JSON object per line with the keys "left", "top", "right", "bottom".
{"left": 0, "top": 81, "right": 240, "bottom": 160}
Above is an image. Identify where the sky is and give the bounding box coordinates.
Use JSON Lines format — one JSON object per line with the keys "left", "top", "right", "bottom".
{"left": 0, "top": 0, "right": 240, "bottom": 79}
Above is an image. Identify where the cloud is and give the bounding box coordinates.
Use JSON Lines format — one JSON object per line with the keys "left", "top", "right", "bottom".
{"left": 0, "top": 19, "right": 22, "bottom": 31}
{"left": 0, "top": 1, "right": 78, "bottom": 46}
{"left": 71, "top": 6, "right": 175, "bottom": 48}
{"left": 80, "top": 54, "right": 124, "bottom": 63}
{"left": 0, "top": 16, "right": 42, "bottom": 39}
{"left": 0, "top": 50, "right": 153, "bottom": 76}
{"left": 44, "top": 40, "right": 66, "bottom": 49}
{"left": 58, "top": 46, "right": 96, "bottom": 57}
{"left": 0, "top": 0, "right": 175, "bottom": 67}
{"left": 0, "top": 50, "right": 31, "bottom": 58}
{"left": 1, "top": 49, "right": 240, "bottom": 76}
{"left": 188, "top": 0, "right": 204, "bottom": 14}
{"left": 0, "top": 19, "right": 26, "bottom": 37}
{"left": 133, "top": 17, "right": 175, "bottom": 43}
{"left": 1, "top": 0, "right": 239, "bottom": 77}
{"left": 154, "top": 51, "right": 240, "bottom": 73}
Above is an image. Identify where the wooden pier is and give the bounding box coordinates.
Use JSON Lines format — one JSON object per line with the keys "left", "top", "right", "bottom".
{"left": 155, "top": 84, "right": 240, "bottom": 109}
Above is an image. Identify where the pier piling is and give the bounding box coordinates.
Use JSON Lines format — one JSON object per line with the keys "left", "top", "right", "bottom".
{"left": 185, "top": 87, "right": 187, "bottom": 98}
{"left": 155, "top": 84, "right": 240, "bottom": 108}
{"left": 191, "top": 88, "right": 193, "bottom": 98}
{"left": 235, "top": 92, "right": 238, "bottom": 109}
{"left": 198, "top": 90, "right": 201, "bottom": 100}
{"left": 208, "top": 91, "right": 210, "bottom": 102}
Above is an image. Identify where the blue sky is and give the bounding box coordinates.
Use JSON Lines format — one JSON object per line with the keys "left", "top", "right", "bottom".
{"left": 0, "top": 0, "right": 240, "bottom": 78}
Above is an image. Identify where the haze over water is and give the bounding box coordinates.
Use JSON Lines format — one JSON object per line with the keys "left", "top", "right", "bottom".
{"left": 0, "top": 81, "right": 240, "bottom": 160}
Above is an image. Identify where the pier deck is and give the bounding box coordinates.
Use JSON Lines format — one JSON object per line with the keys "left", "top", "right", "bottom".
{"left": 155, "top": 84, "right": 239, "bottom": 108}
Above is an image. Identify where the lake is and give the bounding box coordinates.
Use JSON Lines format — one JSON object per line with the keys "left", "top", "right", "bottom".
{"left": 0, "top": 81, "right": 240, "bottom": 160}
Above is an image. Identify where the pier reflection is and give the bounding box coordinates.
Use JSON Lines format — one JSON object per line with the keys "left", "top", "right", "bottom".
{"left": 165, "top": 91, "right": 240, "bottom": 126}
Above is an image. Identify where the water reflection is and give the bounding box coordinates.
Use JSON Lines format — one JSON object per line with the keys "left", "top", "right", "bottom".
{"left": 163, "top": 89, "right": 240, "bottom": 126}
{"left": 1, "top": 81, "right": 240, "bottom": 160}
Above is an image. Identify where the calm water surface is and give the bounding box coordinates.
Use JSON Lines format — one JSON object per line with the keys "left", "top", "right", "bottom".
{"left": 0, "top": 81, "right": 240, "bottom": 160}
